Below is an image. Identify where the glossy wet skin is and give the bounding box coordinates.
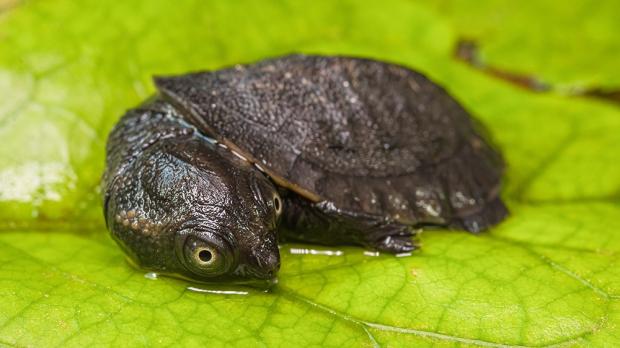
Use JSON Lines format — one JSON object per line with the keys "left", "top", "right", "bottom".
{"left": 103, "top": 101, "right": 282, "bottom": 285}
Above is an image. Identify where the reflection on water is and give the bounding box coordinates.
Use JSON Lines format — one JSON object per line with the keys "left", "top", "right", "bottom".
{"left": 185, "top": 281, "right": 276, "bottom": 296}
{"left": 142, "top": 272, "right": 271, "bottom": 296}
{"left": 186, "top": 286, "right": 249, "bottom": 296}
{"left": 288, "top": 247, "right": 344, "bottom": 256}
{"left": 139, "top": 244, "right": 415, "bottom": 296}
{"left": 284, "top": 245, "right": 415, "bottom": 259}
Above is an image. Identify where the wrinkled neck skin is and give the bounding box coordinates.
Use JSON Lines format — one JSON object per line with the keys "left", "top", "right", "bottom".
{"left": 103, "top": 98, "right": 280, "bottom": 286}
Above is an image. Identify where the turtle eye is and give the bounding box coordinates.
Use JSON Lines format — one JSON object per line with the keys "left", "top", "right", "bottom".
{"left": 194, "top": 247, "right": 215, "bottom": 264}
{"left": 273, "top": 193, "right": 283, "bottom": 217}
{"left": 181, "top": 234, "right": 234, "bottom": 277}
{"left": 250, "top": 175, "right": 282, "bottom": 218}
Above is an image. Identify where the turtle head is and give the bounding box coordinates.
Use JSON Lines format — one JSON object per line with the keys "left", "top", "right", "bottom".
{"left": 105, "top": 137, "right": 282, "bottom": 286}
{"left": 173, "top": 146, "right": 283, "bottom": 285}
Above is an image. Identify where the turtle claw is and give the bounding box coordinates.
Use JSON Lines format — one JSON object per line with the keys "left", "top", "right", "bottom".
{"left": 361, "top": 220, "right": 418, "bottom": 254}
{"left": 374, "top": 235, "right": 417, "bottom": 254}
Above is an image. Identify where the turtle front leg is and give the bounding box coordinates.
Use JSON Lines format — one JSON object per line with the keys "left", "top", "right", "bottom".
{"left": 279, "top": 195, "right": 417, "bottom": 253}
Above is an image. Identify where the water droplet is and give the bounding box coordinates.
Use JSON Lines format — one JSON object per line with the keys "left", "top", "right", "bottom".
{"left": 144, "top": 272, "right": 158, "bottom": 280}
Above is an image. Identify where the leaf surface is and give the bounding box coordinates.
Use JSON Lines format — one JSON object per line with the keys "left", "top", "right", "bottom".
{"left": 0, "top": 0, "right": 618, "bottom": 346}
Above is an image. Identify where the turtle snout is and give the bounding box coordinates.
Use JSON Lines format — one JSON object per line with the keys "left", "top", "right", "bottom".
{"left": 249, "top": 239, "right": 280, "bottom": 279}
{"left": 261, "top": 252, "right": 280, "bottom": 279}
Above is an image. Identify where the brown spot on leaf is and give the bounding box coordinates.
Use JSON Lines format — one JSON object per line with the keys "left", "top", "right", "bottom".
{"left": 455, "top": 39, "right": 550, "bottom": 92}
{"left": 454, "top": 38, "right": 620, "bottom": 106}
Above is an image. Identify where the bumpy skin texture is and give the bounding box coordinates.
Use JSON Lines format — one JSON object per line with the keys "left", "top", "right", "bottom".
{"left": 104, "top": 54, "right": 508, "bottom": 282}
{"left": 103, "top": 99, "right": 281, "bottom": 283}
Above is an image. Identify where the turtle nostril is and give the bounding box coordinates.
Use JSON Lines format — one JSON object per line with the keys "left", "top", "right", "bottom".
{"left": 248, "top": 237, "right": 280, "bottom": 279}
{"left": 250, "top": 249, "right": 280, "bottom": 279}
{"left": 263, "top": 265, "right": 278, "bottom": 280}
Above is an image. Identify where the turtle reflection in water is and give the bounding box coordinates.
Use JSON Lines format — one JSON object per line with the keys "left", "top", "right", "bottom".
{"left": 102, "top": 54, "right": 507, "bottom": 285}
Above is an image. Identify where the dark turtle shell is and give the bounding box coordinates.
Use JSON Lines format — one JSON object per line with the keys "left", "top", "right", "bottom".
{"left": 154, "top": 54, "right": 505, "bottom": 228}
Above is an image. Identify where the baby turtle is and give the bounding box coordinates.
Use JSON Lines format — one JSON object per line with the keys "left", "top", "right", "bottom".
{"left": 103, "top": 54, "right": 507, "bottom": 284}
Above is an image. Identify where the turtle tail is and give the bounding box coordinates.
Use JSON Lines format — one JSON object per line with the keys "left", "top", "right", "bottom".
{"left": 449, "top": 197, "right": 508, "bottom": 233}
{"left": 435, "top": 138, "right": 508, "bottom": 233}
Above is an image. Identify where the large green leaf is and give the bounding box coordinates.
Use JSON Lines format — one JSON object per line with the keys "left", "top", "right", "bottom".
{"left": 417, "top": 0, "right": 620, "bottom": 89}
{"left": 1, "top": 0, "right": 619, "bottom": 346}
